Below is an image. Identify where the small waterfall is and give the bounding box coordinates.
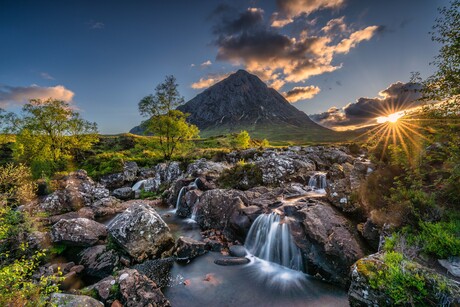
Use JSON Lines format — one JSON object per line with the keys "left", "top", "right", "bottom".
{"left": 245, "top": 213, "right": 304, "bottom": 271}
{"left": 175, "top": 186, "right": 187, "bottom": 210}
{"left": 132, "top": 179, "right": 147, "bottom": 191}
{"left": 190, "top": 203, "right": 199, "bottom": 221}
{"left": 308, "top": 173, "right": 327, "bottom": 189}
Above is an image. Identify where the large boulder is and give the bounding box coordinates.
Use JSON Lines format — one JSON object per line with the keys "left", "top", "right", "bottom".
{"left": 289, "top": 200, "right": 366, "bottom": 287}
{"left": 79, "top": 245, "right": 119, "bottom": 279}
{"left": 100, "top": 162, "right": 140, "bottom": 190}
{"left": 49, "top": 293, "right": 103, "bottom": 307}
{"left": 112, "top": 187, "right": 135, "bottom": 200}
{"left": 185, "top": 159, "right": 229, "bottom": 179}
{"left": 108, "top": 203, "right": 174, "bottom": 261}
{"left": 194, "top": 189, "right": 248, "bottom": 240}
{"left": 51, "top": 218, "right": 107, "bottom": 247}
{"left": 39, "top": 170, "right": 109, "bottom": 216}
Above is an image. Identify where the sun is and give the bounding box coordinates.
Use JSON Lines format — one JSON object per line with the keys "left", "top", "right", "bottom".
{"left": 376, "top": 111, "right": 405, "bottom": 124}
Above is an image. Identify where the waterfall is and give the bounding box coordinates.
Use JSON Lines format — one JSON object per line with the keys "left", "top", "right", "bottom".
{"left": 308, "top": 173, "right": 327, "bottom": 189}
{"left": 245, "top": 213, "right": 304, "bottom": 271}
{"left": 175, "top": 186, "right": 187, "bottom": 210}
{"left": 132, "top": 179, "right": 147, "bottom": 191}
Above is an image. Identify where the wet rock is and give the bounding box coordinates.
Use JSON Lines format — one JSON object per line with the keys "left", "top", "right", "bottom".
{"left": 49, "top": 293, "right": 103, "bottom": 307}
{"left": 51, "top": 218, "right": 107, "bottom": 247}
{"left": 229, "top": 245, "right": 247, "bottom": 257}
{"left": 117, "top": 269, "right": 171, "bottom": 307}
{"left": 132, "top": 258, "right": 174, "bottom": 288}
{"left": 112, "top": 187, "right": 135, "bottom": 200}
{"left": 108, "top": 203, "right": 174, "bottom": 261}
{"left": 174, "top": 236, "right": 207, "bottom": 261}
{"left": 438, "top": 257, "right": 460, "bottom": 278}
{"left": 194, "top": 189, "right": 248, "bottom": 240}
{"left": 290, "top": 200, "right": 366, "bottom": 287}
{"left": 176, "top": 189, "right": 202, "bottom": 218}
{"left": 214, "top": 257, "right": 250, "bottom": 266}
{"left": 79, "top": 245, "right": 119, "bottom": 279}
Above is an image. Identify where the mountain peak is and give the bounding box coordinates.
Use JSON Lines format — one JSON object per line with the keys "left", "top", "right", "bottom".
{"left": 176, "top": 71, "right": 333, "bottom": 141}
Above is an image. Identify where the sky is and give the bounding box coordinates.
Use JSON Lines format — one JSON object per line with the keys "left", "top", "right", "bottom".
{"left": 0, "top": 0, "right": 449, "bottom": 133}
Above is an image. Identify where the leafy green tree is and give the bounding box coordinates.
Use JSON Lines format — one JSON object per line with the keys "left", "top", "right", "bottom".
{"left": 231, "top": 130, "right": 250, "bottom": 149}
{"left": 139, "top": 76, "right": 199, "bottom": 160}
{"left": 1, "top": 99, "right": 98, "bottom": 178}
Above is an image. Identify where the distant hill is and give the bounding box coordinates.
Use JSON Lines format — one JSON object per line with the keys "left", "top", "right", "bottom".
{"left": 131, "top": 70, "right": 351, "bottom": 143}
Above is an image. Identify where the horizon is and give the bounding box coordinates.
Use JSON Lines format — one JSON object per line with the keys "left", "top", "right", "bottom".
{"left": 0, "top": 0, "right": 448, "bottom": 134}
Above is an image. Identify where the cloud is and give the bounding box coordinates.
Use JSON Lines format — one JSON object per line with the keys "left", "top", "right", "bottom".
{"left": 322, "top": 16, "right": 347, "bottom": 35}
{"left": 40, "top": 72, "right": 54, "bottom": 80}
{"left": 87, "top": 21, "right": 105, "bottom": 29}
{"left": 0, "top": 85, "right": 75, "bottom": 107}
{"left": 335, "top": 26, "right": 381, "bottom": 54}
{"left": 272, "top": 0, "right": 345, "bottom": 27}
{"left": 200, "top": 60, "right": 212, "bottom": 68}
{"left": 191, "top": 73, "right": 231, "bottom": 89}
{"left": 309, "top": 82, "right": 423, "bottom": 129}
{"left": 284, "top": 85, "right": 321, "bottom": 103}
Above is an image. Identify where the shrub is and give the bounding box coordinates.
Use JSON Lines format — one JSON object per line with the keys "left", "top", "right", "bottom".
{"left": 218, "top": 162, "right": 263, "bottom": 190}
{"left": 417, "top": 220, "right": 460, "bottom": 258}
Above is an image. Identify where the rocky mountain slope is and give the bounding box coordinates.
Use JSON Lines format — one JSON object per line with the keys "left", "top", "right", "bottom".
{"left": 131, "top": 70, "right": 347, "bottom": 142}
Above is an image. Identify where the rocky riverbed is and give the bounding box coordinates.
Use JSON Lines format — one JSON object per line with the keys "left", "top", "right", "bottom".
{"left": 23, "top": 145, "right": 460, "bottom": 306}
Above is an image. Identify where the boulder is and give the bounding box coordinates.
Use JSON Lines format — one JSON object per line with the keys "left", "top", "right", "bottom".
{"left": 39, "top": 170, "right": 109, "bottom": 216}
{"left": 108, "top": 203, "right": 174, "bottom": 261}
{"left": 214, "top": 257, "right": 250, "bottom": 266}
{"left": 349, "top": 253, "right": 460, "bottom": 306}
{"left": 112, "top": 187, "right": 135, "bottom": 200}
{"left": 176, "top": 189, "right": 202, "bottom": 218}
{"left": 255, "top": 153, "right": 315, "bottom": 185}
{"left": 49, "top": 293, "right": 103, "bottom": 307}
{"left": 90, "top": 196, "right": 130, "bottom": 218}
{"left": 194, "top": 189, "right": 248, "bottom": 240}
{"left": 185, "top": 159, "right": 229, "bottom": 179}
{"left": 117, "top": 269, "right": 171, "bottom": 307}
{"left": 123, "top": 161, "right": 139, "bottom": 183}
{"left": 100, "top": 162, "right": 140, "bottom": 190}
{"left": 290, "top": 200, "right": 366, "bottom": 287}
{"left": 51, "top": 218, "right": 107, "bottom": 247}
{"left": 132, "top": 258, "right": 174, "bottom": 288}
{"left": 173, "top": 236, "right": 207, "bottom": 261}
{"left": 229, "top": 245, "right": 247, "bottom": 257}
{"left": 79, "top": 245, "right": 119, "bottom": 279}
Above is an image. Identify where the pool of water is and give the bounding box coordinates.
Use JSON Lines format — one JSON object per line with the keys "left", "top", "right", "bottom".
{"left": 155, "top": 204, "right": 348, "bottom": 307}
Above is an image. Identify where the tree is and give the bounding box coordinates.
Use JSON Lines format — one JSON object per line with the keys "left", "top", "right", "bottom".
{"left": 139, "top": 76, "right": 199, "bottom": 160}
{"left": 231, "top": 130, "right": 250, "bottom": 149}
{"left": 2, "top": 99, "right": 98, "bottom": 178}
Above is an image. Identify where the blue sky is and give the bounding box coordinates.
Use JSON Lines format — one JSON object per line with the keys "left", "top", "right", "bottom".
{"left": 0, "top": 0, "right": 448, "bottom": 133}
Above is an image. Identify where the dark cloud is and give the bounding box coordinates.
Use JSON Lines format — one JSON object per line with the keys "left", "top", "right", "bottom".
{"left": 212, "top": 7, "right": 264, "bottom": 35}
{"left": 310, "top": 82, "right": 423, "bottom": 129}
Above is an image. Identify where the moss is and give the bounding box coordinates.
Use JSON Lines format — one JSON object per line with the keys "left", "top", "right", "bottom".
{"left": 79, "top": 288, "right": 98, "bottom": 299}
{"left": 218, "top": 162, "right": 263, "bottom": 190}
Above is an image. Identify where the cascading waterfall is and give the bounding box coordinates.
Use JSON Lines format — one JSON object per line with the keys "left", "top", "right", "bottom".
{"left": 245, "top": 213, "right": 304, "bottom": 272}
{"left": 132, "top": 179, "right": 147, "bottom": 191}
{"left": 308, "top": 172, "right": 327, "bottom": 189}
{"left": 175, "top": 186, "right": 187, "bottom": 210}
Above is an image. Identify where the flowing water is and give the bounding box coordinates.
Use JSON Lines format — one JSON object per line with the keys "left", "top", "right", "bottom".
{"left": 157, "top": 203, "right": 348, "bottom": 307}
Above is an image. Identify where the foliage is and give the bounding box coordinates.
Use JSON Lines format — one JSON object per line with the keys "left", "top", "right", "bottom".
{"left": 2, "top": 99, "right": 98, "bottom": 178}
{"left": 231, "top": 130, "right": 250, "bottom": 149}
{"left": 138, "top": 75, "right": 184, "bottom": 117}
{"left": 417, "top": 220, "right": 460, "bottom": 258}
{"left": 143, "top": 110, "right": 199, "bottom": 160}
{"left": 360, "top": 252, "right": 454, "bottom": 306}
{"left": 0, "top": 250, "right": 62, "bottom": 307}
{"left": 0, "top": 163, "right": 36, "bottom": 205}
{"left": 218, "top": 162, "right": 263, "bottom": 190}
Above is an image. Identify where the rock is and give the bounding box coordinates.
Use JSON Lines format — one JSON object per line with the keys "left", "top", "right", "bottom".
{"left": 79, "top": 245, "right": 119, "bottom": 279}
{"left": 349, "top": 253, "right": 460, "bottom": 306}
{"left": 117, "top": 269, "right": 171, "bottom": 307}
{"left": 26, "top": 231, "right": 50, "bottom": 250}
{"left": 90, "top": 196, "right": 130, "bottom": 218}
{"left": 100, "top": 172, "right": 125, "bottom": 190}
{"left": 185, "top": 159, "right": 229, "bottom": 179}
{"left": 214, "top": 257, "right": 250, "bottom": 266}
{"left": 358, "top": 219, "right": 380, "bottom": 251}
{"left": 100, "top": 162, "right": 140, "bottom": 190}
{"left": 132, "top": 258, "right": 174, "bottom": 288}
{"left": 112, "top": 187, "right": 135, "bottom": 200}
{"left": 71, "top": 265, "right": 85, "bottom": 273}
{"left": 194, "top": 189, "right": 248, "bottom": 241}
{"left": 49, "top": 293, "right": 103, "bottom": 307}
{"left": 438, "top": 257, "right": 460, "bottom": 278}
{"left": 176, "top": 189, "right": 202, "bottom": 218}
{"left": 255, "top": 153, "right": 315, "bottom": 185}
{"left": 108, "top": 203, "right": 174, "bottom": 261}
{"left": 39, "top": 170, "right": 109, "bottom": 216}
{"left": 85, "top": 276, "right": 117, "bottom": 301}
{"left": 229, "top": 245, "right": 247, "bottom": 257}
{"left": 48, "top": 208, "right": 95, "bottom": 224}
{"left": 174, "top": 236, "right": 207, "bottom": 261}
{"left": 51, "top": 218, "right": 107, "bottom": 247}
{"left": 290, "top": 200, "right": 366, "bottom": 287}
{"left": 111, "top": 300, "right": 123, "bottom": 307}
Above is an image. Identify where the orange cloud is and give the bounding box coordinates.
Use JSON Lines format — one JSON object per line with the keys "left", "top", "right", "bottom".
{"left": 191, "top": 74, "right": 230, "bottom": 89}
{"left": 0, "top": 84, "right": 75, "bottom": 107}
{"left": 284, "top": 85, "right": 321, "bottom": 102}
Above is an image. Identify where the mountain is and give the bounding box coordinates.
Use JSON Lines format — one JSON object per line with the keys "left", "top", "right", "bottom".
{"left": 131, "top": 70, "right": 346, "bottom": 143}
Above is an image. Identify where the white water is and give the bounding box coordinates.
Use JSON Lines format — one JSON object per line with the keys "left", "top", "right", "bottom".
{"left": 245, "top": 213, "right": 304, "bottom": 272}
{"left": 308, "top": 172, "right": 327, "bottom": 191}
{"left": 176, "top": 186, "right": 187, "bottom": 210}
{"left": 132, "top": 179, "right": 147, "bottom": 191}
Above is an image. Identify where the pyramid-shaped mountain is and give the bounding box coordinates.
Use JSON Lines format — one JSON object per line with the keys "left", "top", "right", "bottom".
{"left": 177, "top": 70, "right": 338, "bottom": 141}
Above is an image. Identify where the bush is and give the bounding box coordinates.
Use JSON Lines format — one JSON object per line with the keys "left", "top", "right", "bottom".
{"left": 218, "top": 162, "right": 263, "bottom": 190}
{"left": 0, "top": 163, "right": 36, "bottom": 205}
{"left": 417, "top": 220, "right": 460, "bottom": 258}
